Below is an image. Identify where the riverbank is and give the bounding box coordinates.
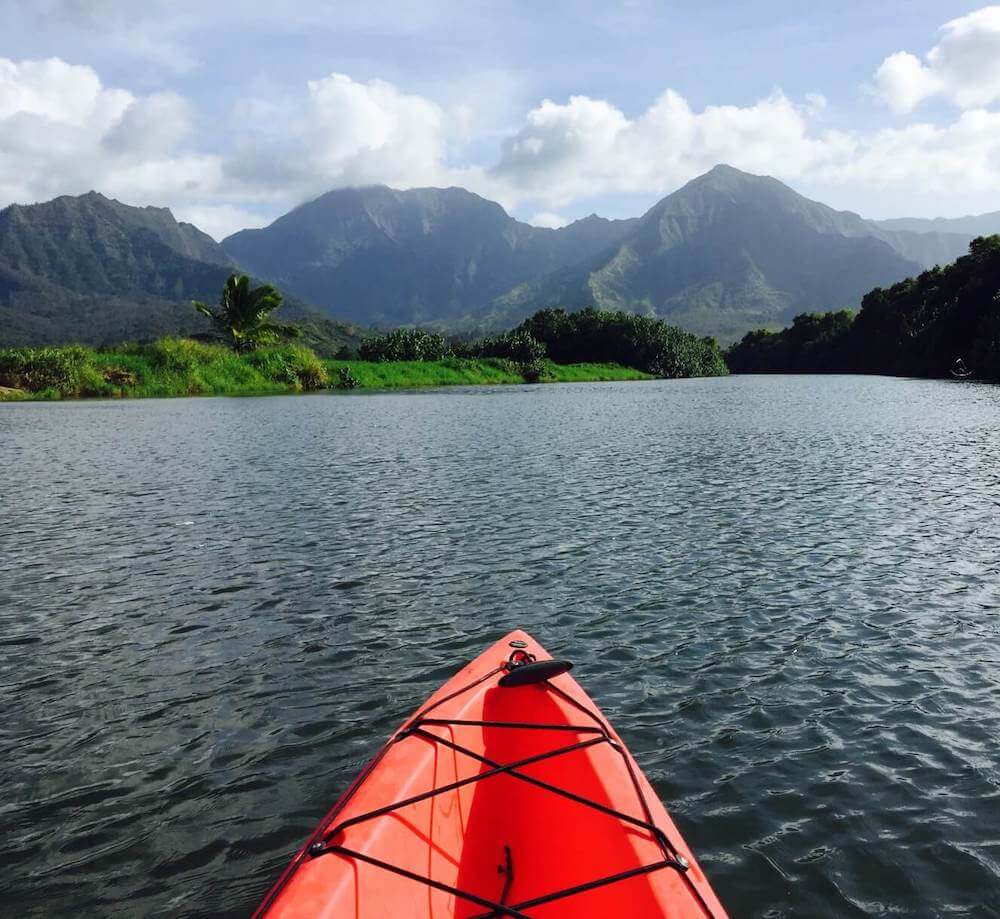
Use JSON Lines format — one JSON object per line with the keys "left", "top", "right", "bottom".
{"left": 0, "top": 340, "right": 654, "bottom": 401}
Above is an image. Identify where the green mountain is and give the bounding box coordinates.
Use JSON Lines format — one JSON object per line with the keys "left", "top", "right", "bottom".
{"left": 493, "top": 166, "right": 926, "bottom": 342}
{"left": 0, "top": 192, "right": 362, "bottom": 353}
{"left": 224, "top": 168, "right": 961, "bottom": 343}
{"left": 222, "top": 185, "right": 636, "bottom": 326}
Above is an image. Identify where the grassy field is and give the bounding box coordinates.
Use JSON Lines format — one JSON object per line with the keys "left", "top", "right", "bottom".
{"left": 0, "top": 340, "right": 654, "bottom": 401}
{"left": 324, "top": 358, "right": 653, "bottom": 389}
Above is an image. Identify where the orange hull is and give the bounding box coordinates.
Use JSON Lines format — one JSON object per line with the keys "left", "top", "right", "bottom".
{"left": 255, "top": 630, "right": 728, "bottom": 918}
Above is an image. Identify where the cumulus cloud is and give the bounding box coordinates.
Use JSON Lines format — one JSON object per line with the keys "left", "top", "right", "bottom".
{"left": 222, "top": 72, "right": 468, "bottom": 206}
{"left": 874, "top": 5, "right": 1000, "bottom": 112}
{"left": 0, "top": 56, "right": 257, "bottom": 235}
{"left": 102, "top": 92, "right": 193, "bottom": 155}
{"left": 490, "top": 89, "right": 843, "bottom": 206}
{"left": 817, "top": 109, "right": 1000, "bottom": 198}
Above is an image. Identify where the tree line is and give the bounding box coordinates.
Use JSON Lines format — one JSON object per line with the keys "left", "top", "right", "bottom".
{"left": 727, "top": 236, "right": 1000, "bottom": 379}
{"left": 358, "top": 308, "right": 728, "bottom": 380}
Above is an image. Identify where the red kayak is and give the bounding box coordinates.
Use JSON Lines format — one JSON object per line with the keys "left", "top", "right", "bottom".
{"left": 255, "top": 630, "right": 728, "bottom": 917}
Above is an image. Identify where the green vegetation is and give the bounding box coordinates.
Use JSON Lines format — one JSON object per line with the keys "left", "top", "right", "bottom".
{"left": 0, "top": 342, "right": 653, "bottom": 401}
{"left": 359, "top": 328, "right": 451, "bottom": 362}
{"left": 193, "top": 273, "right": 297, "bottom": 352}
{"left": 0, "top": 339, "right": 329, "bottom": 400}
{"left": 726, "top": 311, "right": 855, "bottom": 373}
{"left": 514, "top": 308, "right": 729, "bottom": 377}
{"left": 356, "top": 308, "right": 728, "bottom": 382}
{"left": 325, "top": 358, "right": 653, "bottom": 389}
{"left": 1, "top": 287, "right": 721, "bottom": 401}
{"left": 727, "top": 236, "right": 1000, "bottom": 379}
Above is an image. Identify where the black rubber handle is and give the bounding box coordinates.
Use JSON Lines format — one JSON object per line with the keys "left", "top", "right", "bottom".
{"left": 499, "top": 660, "right": 574, "bottom": 687}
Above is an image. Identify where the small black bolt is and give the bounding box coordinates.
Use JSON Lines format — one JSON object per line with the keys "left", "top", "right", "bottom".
{"left": 309, "top": 841, "right": 327, "bottom": 856}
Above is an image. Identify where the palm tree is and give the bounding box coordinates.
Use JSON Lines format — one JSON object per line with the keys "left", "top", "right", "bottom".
{"left": 193, "top": 274, "right": 298, "bottom": 352}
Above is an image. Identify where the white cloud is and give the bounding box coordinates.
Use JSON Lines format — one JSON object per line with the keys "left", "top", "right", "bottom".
{"left": 0, "top": 56, "right": 262, "bottom": 237}
{"left": 221, "top": 72, "right": 473, "bottom": 207}
{"left": 174, "top": 204, "right": 269, "bottom": 242}
{"left": 529, "top": 211, "right": 570, "bottom": 228}
{"left": 874, "top": 6, "right": 1000, "bottom": 113}
{"left": 0, "top": 56, "right": 130, "bottom": 128}
{"left": 306, "top": 73, "right": 447, "bottom": 187}
{"left": 490, "top": 89, "right": 840, "bottom": 206}
{"left": 103, "top": 92, "right": 193, "bottom": 155}
{"left": 817, "top": 109, "right": 1000, "bottom": 199}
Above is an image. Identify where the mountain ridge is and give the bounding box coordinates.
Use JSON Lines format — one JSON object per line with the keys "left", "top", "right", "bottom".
{"left": 3, "top": 166, "right": 995, "bottom": 348}
{"left": 0, "top": 191, "right": 362, "bottom": 352}
{"left": 222, "top": 184, "right": 637, "bottom": 326}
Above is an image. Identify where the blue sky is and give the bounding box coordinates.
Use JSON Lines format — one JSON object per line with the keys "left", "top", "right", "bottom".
{"left": 1, "top": 1, "right": 998, "bottom": 238}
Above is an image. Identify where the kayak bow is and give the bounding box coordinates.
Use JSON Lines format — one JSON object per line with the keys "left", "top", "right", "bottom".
{"left": 255, "top": 629, "right": 728, "bottom": 918}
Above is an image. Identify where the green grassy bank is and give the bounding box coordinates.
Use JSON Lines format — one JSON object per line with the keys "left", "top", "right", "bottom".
{"left": 324, "top": 359, "right": 653, "bottom": 389}
{"left": 0, "top": 339, "right": 653, "bottom": 401}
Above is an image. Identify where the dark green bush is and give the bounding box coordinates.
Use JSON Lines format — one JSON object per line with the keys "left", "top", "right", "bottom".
{"left": 359, "top": 328, "right": 451, "bottom": 362}
{"left": 512, "top": 307, "right": 727, "bottom": 378}
{"left": 0, "top": 345, "right": 90, "bottom": 393}
{"left": 466, "top": 330, "right": 547, "bottom": 364}
{"left": 102, "top": 366, "right": 138, "bottom": 386}
{"left": 336, "top": 366, "right": 360, "bottom": 389}
{"left": 245, "top": 345, "right": 329, "bottom": 390}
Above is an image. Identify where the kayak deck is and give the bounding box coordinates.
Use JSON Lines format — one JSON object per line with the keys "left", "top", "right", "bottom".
{"left": 256, "top": 630, "right": 727, "bottom": 918}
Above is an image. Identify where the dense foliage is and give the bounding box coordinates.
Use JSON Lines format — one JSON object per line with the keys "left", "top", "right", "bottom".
{"left": 0, "top": 345, "right": 94, "bottom": 394}
{"left": 513, "top": 308, "right": 729, "bottom": 377}
{"left": 359, "top": 328, "right": 451, "bottom": 362}
{"left": 727, "top": 236, "right": 1000, "bottom": 379}
{"left": 457, "top": 330, "right": 548, "bottom": 382}
{"left": 357, "top": 309, "right": 727, "bottom": 380}
{"left": 726, "top": 311, "right": 855, "bottom": 373}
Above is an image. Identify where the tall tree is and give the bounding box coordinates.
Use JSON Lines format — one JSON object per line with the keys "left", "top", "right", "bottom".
{"left": 193, "top": 274, "right": 297, "bottom": 352}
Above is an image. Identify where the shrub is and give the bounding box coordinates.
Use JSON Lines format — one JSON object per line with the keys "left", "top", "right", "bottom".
{"left": 102, "top": 366, "right": 138, "bottom": 386}
{"left": 336, "top": 366, "right": 360, "bottom": 389}
{"left": 245, "top": 345, "right": 329, "bottom": 390}
{"left": 359, "top": 328, "right": 451, "bottom": 362}
{"left": 469, "top": 330, "right": 547, "bottom": 364}
{"left": 0, "top": 345, "right": 90, "bottom": 394}
{"left": 519, "top": 358, "right": 547, "bottom": 383}
{"left": 145, "top": 338, "right": 225, "bottom": 373}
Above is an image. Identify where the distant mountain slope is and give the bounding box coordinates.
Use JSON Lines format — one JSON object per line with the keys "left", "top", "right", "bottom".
{"left": 874, "top": 212, "right": 1000, "bottom": 238}
{"left": 874, "top": 228, "right": 973, "bottom": 270}
{"left": 0, "top": 191, "right": 235, "bottom": 301}
{"left": 0, "top": 193, "right": 362, "bottom": 353}
{"left": 490, "top": 166, "right": 925, "bottom": 342}
{"left": 222, "top": 185, "right": 636, "bottom": 326}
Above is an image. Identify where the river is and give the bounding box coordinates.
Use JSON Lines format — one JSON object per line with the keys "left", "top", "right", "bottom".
{"left": 2, "top": 375, "right": 999, "bottom": 917}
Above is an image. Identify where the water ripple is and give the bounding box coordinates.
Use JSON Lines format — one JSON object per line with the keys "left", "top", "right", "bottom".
{"left": 1, "top": 375, "right": 999, "bottom": 916}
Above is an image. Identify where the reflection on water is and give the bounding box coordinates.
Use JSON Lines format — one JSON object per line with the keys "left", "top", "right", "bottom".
{"left": 1, "top": 375, "right": 999, "bottom": 917}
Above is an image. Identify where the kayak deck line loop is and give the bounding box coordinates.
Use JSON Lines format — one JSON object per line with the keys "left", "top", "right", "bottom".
{"left": 254, "top": 630, "right": 728, "bottom": 918}
{"left": 498, "top": 659, "right": 574, "bottom": 687}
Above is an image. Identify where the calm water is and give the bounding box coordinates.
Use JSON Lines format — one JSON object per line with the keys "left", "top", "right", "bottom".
{"left": 2, "top": 375, "right": 999, "bottom": 918}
